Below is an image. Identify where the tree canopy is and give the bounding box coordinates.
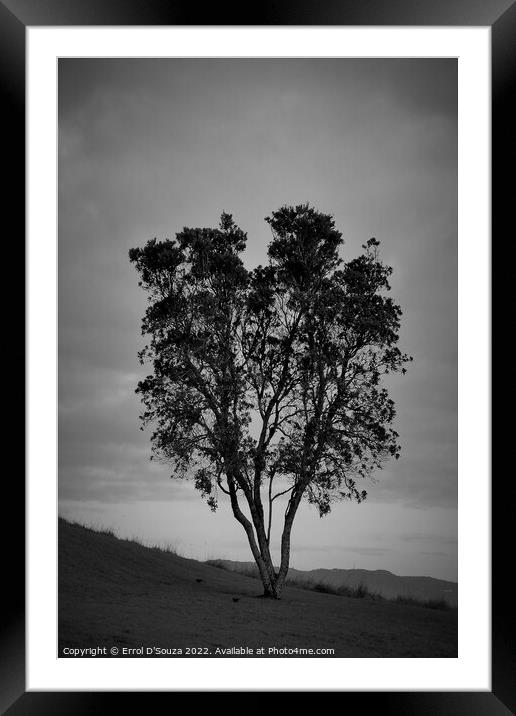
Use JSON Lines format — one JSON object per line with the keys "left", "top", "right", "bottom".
{"left": 130, "top": 204, "right": 410, "bottom": 598}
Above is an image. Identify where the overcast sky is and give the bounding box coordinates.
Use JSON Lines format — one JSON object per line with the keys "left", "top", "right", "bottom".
{"left": 58, "top": 59, "right": 457, "bottom": 581}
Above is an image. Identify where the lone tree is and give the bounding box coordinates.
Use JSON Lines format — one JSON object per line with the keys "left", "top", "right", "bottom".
{"left": 130, "top": 204, "right": 410, "bottom": 599}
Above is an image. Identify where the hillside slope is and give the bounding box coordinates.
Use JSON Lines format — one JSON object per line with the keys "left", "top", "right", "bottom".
{"left": 212, "top": 560, "right": 458, "bottom": 606}
{"left": 59, "top": 519, "right": 457, "bottom": 657}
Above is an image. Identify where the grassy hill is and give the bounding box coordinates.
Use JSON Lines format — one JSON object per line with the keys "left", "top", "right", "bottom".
{"left": 59, "top": 518, "right": 457, "bottom": 657}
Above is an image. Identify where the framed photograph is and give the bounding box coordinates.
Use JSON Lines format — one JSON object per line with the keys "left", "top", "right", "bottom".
{"left": 3, "top": 0, "right": 512, "bottom": 711}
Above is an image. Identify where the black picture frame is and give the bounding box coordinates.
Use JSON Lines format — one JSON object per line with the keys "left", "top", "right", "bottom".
{"left": 3, "top": 0, "right": 513, "bottom": 712}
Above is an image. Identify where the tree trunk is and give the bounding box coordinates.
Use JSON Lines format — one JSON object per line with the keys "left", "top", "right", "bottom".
{"left": 249, "top": 503, "right": 278, "bottom": 594}
{"left": 227, "top": 469, "right": 305, "bottom": 600}
{"left": 226, "top": 473, "right": 275, "bottom": 595}
{"left": 274, "top": 487, "right": 305, "bottom": 597}
{"left": 237, "top": 499, "right": 283, "bottom": 598}
{"left": 249, "top": 493, "right": 303, "bottom": 600}
{"left": 273, "top": 517, "right": 293, "bottom": 598}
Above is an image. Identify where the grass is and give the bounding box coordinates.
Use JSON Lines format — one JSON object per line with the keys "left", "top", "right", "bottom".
{"left": 394, "top": 594, "right": 452, "bottom": 611}
{"left": 59, "top": 518, "right": 457, "bottom": 657}
{"left": 61, "top": 517, "right": 181, "bottom": 555}
{"left": 206, "top": 559, "right": 454, "bottom": 610}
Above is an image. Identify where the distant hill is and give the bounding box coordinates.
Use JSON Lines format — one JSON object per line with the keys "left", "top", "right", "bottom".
{"left": 208, "top": 560, "right": 458, "bottom": 607}
{"left": 59, "top": 518, "right": 457, "bottom": 657}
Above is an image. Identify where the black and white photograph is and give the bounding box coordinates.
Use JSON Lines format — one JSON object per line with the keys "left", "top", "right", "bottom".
{"left": 0, "top": 0, "right": 509, "bottom": 707}
{"left": 57, "top": 57, "right": 459, "bottom": 659}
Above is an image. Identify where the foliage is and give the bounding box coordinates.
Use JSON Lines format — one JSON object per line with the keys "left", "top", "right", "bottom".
{"left": 130, "top": 204, "right": 411, "bottom": 597}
